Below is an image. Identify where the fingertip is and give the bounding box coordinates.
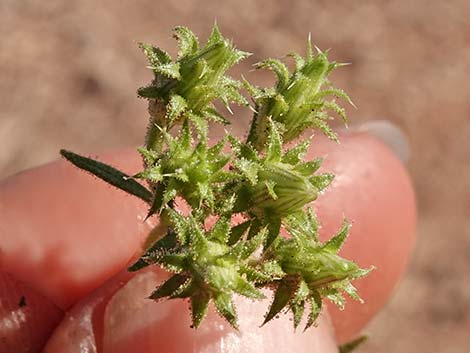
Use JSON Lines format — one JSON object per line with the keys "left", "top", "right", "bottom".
{"left": 311, "top": 130, "right": 416, "bottom": 342}
{"left": 44, "top": 268, "right": 339, "bottom": 353}
{"left": 0, "top": 147, "right": 153, "bottom": 309}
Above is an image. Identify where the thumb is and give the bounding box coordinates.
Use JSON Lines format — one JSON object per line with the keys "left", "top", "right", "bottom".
{"left": 43, "top": 268, "right": 339, "bottom": 353}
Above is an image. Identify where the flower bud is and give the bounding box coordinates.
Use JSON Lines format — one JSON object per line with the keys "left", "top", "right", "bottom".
{"left": 249, "top": 163, "right": 318, "bottom": 217}
{"left": 282, "top": 251, "right": 364, "bottom": 288}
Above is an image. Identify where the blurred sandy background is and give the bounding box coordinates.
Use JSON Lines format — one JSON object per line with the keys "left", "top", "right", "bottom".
{"left": 1, "top": 0, "right": 469, "bottom": 352}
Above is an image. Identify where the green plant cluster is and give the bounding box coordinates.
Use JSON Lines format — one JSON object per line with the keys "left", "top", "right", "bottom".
{"left": 61, "top": 25, "right": 371, "bottom": 331}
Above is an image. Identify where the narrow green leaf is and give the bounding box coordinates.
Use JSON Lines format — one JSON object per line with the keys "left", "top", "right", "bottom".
{"left": 60, "top": 150, "right": 152, "bottom": 203}
{"left": 265, "top": 120, "right": 282, "bottom": 163}
{"left": 234, "top": 158, "right": 259, "bottom": 184}
{"left": 233, "top": 227, "right": 267, "bottom": 260}
{"left": 239, "top": 142, "right": 260, "bottom": 161}
{"left": 149, "top": 274, "right": 189, "bottom": 300}
{"left": 214, "top": 292, "right": 238, "bottom": 329}
{"left": 137, "top": 84, "right": 166, "bottom": 99}
{"left": 151, "top": 62, "right": 181, "bottom": 79}
{"left": 291, "top": 280, "right": 309, "bottom": 329}
{"left": 245, "top": 226, "right": 268, "bottom": 258}
{"left": 166, "top": 208, "right": 190, "bottom": 245}
{"left": 294, "top": 158, "right": 323, "bottom": 176}
{"left": 287, "top": 51, "right": 305, "bottom": 71}
{"left": 139, "top": 42, "right": 172, "bottom": 66}
{"left": 206, "top": 23, "right": 223, "bottom": 46}
{"left": 265, "top": 216, "right": 281, "bottom": 250}
{"left": 187, "top": 112, "right": 209, "bottom": 138}
{"left": 341, "top": 281, "right": 364, "bottom": 303}
{"left": 262, "top": 260, "right": 285, "bottom": 278}
{"left": 339, "top": 336, "right": 368, "bottom": 353}
{"left": 304, "top": 291, "right": 322, "bottom": 331}
{"left": 204, "top": 107, "right": 230, "bottom": 125}
{"left": 228, "top": 220, "right": 251, "bottom": 245}
{"left": 291, "top": 302, "right": 305, "bottom": 330}
{"left": 208, "top": 216, "right": 231, "bottom": 244}
{"left": 134, "top": 164, "right": 163, "bottom": 183}
{"left": 233, "top": 276, "right": 265, "bottom": 299}
{"left": 324, "top": 100, "right": 347, "bottom": 124}
{"left": 171, "top": 279, "right": 197, "bottom": 298}
{"left": 128, "top": 230, "right": 177, "bottom": 271}
{"left": 311, "top": 119, "right": 339, "bottom": 142}
{"left": 212, "top": 155, "right": 231, "bottom": 172}
{"left": 173, "top": 26, "right": 199, "bottom": 58}
{"left": 191, "top": 290, "right": 211, "bottom": 328}
{"left": 240, "top": 265, "right": 273, "bottom": 283}
{"left": 208, "top": 136, "right": 228, "bottom": 158}
{"left": 247, "top": 217, "right": 262, "bottom": 240}
{"left": 326, "top": 291, "right": 346, "bottom": 310}
{"left": 178, "top": 119, "right": 192, "bottom": 151}
{"left": 255, "top": 58, "right": 290, "bottom": 91}
{"left": 263, "top": 279, "right": 296, "bottom": 326}
{"left": 264, "top": 180, "right": 278, "bottom": 200}
{"left": 158, "top": 253, "right": 187, "bottom": 272}
{"left": 322, "top": 220, "right": 350, "bottom": 253}
{"left": 285, "top": 208, "right": 320, "bottom": 243}
{"left": 282, "top": 139, "right": 311, "bottom": 165}
{"left": 310, "top": 173, "right": 335, "bottom": 191}
{"left": 317, "top": 88, "right": 355, "bottom": 107}
{"left": 145, "top": 183, "right": 164, "bottom": 219}
{"left": 161, "top": 187, "right": 178, "bottom": 208}
{"left": 242, "top": 77, "right": 264, "bottom": 99}
{"left": 137, "top": 147, "right": 159, "bottom": 165}
{"left": 167, "top": 94, "right": 187, "bottom": 123}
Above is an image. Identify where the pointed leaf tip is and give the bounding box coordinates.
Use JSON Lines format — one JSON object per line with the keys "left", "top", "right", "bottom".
{"left": 173, "top": 26, "right": 199, "bottom": 58}
{"left": 214, "top": 292, "right": 239, "bottom": 329}
{"left": 150, "top": 274, "right": 189, "bottom": 300}
{"left": 191, "top": 291, "right": 211, "bottom": 328}
{"left": 339, "top": 336, "right": 368, "bottom": 353}
{"left": 263, "top": 279, "right": 296, "bottom": 326}
{"left": 322, "top": 219, "right": 350, "bottom": 253}
{"left": 265, "top": 119, "right": 282, "bottom": 163}
{"left": 60, "top": 149, "right": 153, "bottom": 203}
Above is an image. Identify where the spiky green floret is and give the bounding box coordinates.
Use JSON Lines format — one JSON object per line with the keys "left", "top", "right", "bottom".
{"left": 139, "top": 25, "right": 249, "bottom": 150}
{"left": 246, "top": 38, "right": 354, "bottom": 150}
{"left": 60, "top": 25, "right": 371, "bottom": 332}
{"left": 263, "top": 210, "right": 372, "bottom": 330}
{"left": 228, "top": 119, "right": 334, "bottom": 249}
{"left": 134, "top": 120, "right": 234, "bottom": 217}
{"left": 145, "top": 200, "right": 269, "bottom": 328}
{"left": 233, "top": 119, "right": 333, "bottom": 214}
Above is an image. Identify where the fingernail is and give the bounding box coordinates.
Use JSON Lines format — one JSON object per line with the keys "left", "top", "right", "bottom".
{"left": 351, "top": 120, "right": 410, "bottom": 163}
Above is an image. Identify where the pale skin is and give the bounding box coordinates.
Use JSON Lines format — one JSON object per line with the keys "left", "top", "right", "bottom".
{"left": 0, "top": 130, "right": 416, "bottom": 353}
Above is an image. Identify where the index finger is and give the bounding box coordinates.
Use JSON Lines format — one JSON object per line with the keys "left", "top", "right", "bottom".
{"left": 0, "top": 149, "right": 153, "bottom": 309}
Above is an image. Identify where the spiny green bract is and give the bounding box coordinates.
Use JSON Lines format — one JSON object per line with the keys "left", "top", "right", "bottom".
{"left": 60, "top": 25, "right": 371, "bottom": 332}
{"left": 246, "top": 37, "right": 354, "bottom": 150}
{"left": 134, "top": 120, "right": 234, "bottom": 217}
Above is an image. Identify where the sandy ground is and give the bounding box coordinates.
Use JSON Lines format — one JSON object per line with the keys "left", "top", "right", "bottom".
{"left": 1, "top": 1, "right": 469, "bottom": 352}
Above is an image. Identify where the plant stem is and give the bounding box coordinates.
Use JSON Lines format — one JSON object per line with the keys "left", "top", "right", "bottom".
{"left": 145, "top": 100, "right": 167, "bottom": 156}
